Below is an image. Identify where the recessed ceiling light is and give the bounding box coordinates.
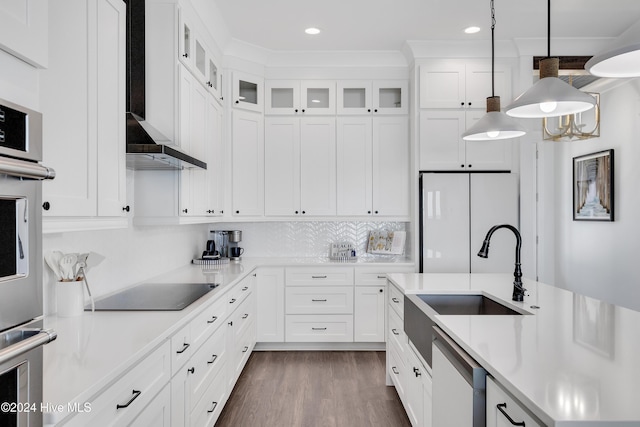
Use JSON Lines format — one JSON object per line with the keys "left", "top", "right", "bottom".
{"left": 305, "top": 27, "right": 321, "bottom": 35}
{"left": 464, "top": 26, "right": 481, "bottom": 34}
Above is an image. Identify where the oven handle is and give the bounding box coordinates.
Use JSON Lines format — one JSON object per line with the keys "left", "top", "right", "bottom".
{"left": 0, "top": 156, "right": 55, "bottom": 180}
{"left": 0, "top": 329, "right": 57, "bottom": 365}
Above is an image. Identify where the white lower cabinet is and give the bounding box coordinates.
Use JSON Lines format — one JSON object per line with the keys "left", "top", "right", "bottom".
{"left": 486, "top": 376, "right": 543, "bottom": 427}
{"left": 354, "top": 286, "right": 385, "bottom": 342}
{"left": 65, "top": 341, "right": 171, "bottom": 427}
{"left": 256, "top": 268, "right": 285, "bottom": 342}
{"left": 131, "top": 383, "right": 171, "bottom": 427}
{"left": 405, "top": 343, "right": 432, "bottom": 427}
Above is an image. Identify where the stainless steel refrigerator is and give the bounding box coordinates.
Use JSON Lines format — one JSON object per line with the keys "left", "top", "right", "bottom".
{"left": 419, "top": 172, "right": 519, "bottom": 273}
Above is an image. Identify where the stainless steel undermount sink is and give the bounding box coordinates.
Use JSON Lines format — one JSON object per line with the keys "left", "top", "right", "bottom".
{"left": 416, "top": 294, "right": 523, "bottom": 316}
{"left": 404, "top": 293, "right": 526, "bottom": 368}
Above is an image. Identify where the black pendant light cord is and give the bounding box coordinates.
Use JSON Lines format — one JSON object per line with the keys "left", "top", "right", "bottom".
{"left": 491, "top": 0, "right": 496, "bottom": 96}
{"left": 547, "top": 0, "right": 551, "bottom": 57}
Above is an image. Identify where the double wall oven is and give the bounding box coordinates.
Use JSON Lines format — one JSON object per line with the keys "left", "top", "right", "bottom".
{"left": 0, "top": 98, "right": 57, "bottom": 426}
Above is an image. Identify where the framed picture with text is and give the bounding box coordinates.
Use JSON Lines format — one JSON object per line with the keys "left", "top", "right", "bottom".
{"left": 573, "top": 149, "right": 614, "bottom": 221}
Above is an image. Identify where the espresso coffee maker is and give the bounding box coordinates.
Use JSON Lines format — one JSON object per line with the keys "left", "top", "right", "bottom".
{"left": 211, "top": 230, "right": 243, "bottom": 261}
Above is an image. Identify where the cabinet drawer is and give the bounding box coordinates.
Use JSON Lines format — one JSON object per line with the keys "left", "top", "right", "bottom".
{"left": 65, "top": 341, "right": 171, "bottom": 427}
{"left": 190, "top": 363, "right": 227, "bottom": 427}
{"left": 232, "top": 293, "right": 254, "bottom": 340}
{"left": 189, "top": 327, "right": 226, "bottom": 411}
{"left": 227, "top": 276, "right": 254, "bottom": 307}
{"left": 285, "top": 286, "right": 354, "bottom": 315}
{"left": 355, "top": 267, "right": 413, "bottom": 287}
{"left": 486, "top": 376, "right": 543, "bottom": 427}
{"left": 191, "top": 296, "right": 227, "bottom": 351}
{"left": 388, "top": 283, "right": 404, "bottom": 319}
{"left": 388, "top": 344, "right": 406, "bottom": 401}
{"left": 286, "top": 267, "right": 354, "bottom": 286}
{"left": 233, "top": 319, "right": 256, "bottom": 376}
{"left": 387, "top": 305, "right": 406, "bottom": 357}
{"left": 171, "top": 323, "right": 192, "bottom": 377}
{"left": 285, "top": 315, "right": 354, "bottom": 342}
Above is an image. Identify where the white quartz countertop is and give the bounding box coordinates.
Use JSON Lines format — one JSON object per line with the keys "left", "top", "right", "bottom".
{"left": 386, "top": 273, "right": 640, "bottom": 426}
{"left": 43, "top": 257, "right": 413, "bottom": 424}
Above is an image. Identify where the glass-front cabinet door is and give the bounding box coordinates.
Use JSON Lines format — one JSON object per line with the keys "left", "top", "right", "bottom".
{"left": 373, "top": 80, "right": 408, "bottom": 114}
{"left": 207, "top": 56, "right": 222, "bottom": 101}
{"left": 265, "top": 80, "right": 300, "bottom": 114}
{"left": 232, "top": 72, "right": 263, "bottom": 113}
{"left": 337, "top": 81, "right": 372, "bottom": 115}
{"left": 300, "top": 81, "right": 335, "bottom": 115}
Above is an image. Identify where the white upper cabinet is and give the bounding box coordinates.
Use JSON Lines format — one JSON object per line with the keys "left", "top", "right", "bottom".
{"left": 264, "top": 117, "right": 336, "bottom": 216}
{"left": 232, "top": 72, "right": 263, "bottom": 113}
{"left": 419, "top": 110, "right": 512, "bottom": 171}
{"left": 337, "top": 80, "right": 408, "bottom": 115}
{"left": 232, "top": 110, "right": 264, "bottom": 216}
{"left": 372, "top": 117, "right": 410, "bottom": 216}
{"left": 420, "top": 59, "right": 512, "bottom": 109}
{"left": 41, "top": 0, "right": 127, "bottom": 228}
{"left": 265, "top": 80, "right": 335, "bottom": 115}
{"left": 178, "top": 5, "right": 222, "bottom": 102}
{"left": 0, "top": 0, "right": 48, "bottom": 68}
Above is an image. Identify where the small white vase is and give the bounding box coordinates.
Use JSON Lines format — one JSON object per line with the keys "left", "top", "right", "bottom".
{"left": 56, "top": 280, "right": 85, "bottom": 317}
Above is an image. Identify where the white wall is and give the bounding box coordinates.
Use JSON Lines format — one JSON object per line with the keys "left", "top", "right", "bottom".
{"left": 548, "top": 79, "right": 640, "bottom": 312}
{"left": 42, "top": 223, "right": 209, "bottom": 315}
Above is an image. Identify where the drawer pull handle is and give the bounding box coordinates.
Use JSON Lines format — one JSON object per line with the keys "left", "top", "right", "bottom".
{"left": 176, "top": 342, "right": 190, "bottom": 354}
{"left": 312, "top": 327, "right": 327, "bottom": 331}
{"left": 207, "top": 401, "right": 218, "bottom": 413}
{"left": 242, "top": 313, "right": 249, "bottom": 319}
{"left": 187, "top": 367, "right": 195, "bottom": 374}
{"left": 391, "top": 328, "right": 400, "bottom": 336}
{"left": 242, "top": 286, "right": 248, "bottom": 291}
{"left": 392, "top": 297, "right": 400, "bottom": 303}
{"left": 116, "top": 389, "right": 141, "bottom": 409}
{"left": 497, "top": 403, "right": 526, "bottom": 426}
{"left": 311, "top": 275, "right": 327, "bottom": 279}
{"left": 208, "top": 354, "right": 218, "bottom": 364}
{"left": 311, "top": 299, "right": 327, "bottom": 302}
{"left": 377, "top": 275, "right": 386, "bottom": 279}
{"left": 229, "top": 298, "right": 236, "bottom": 304}
{"left": 207, "top": 316, "right": 218, "bottom": 324}
{"left": 391, "top": 367, "right": 399, "bottom": 375}
{"left": 242, "top": 346, "right": 249, "bottom": 353}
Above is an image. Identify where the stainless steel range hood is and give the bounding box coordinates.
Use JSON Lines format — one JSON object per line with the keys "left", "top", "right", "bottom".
{"left": 125, "top": 0, "right": 206, "bottom": 170}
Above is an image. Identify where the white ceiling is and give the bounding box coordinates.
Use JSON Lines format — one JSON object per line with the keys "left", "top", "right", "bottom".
{"left": 212, "top": 0, "right": 640, "bottom": 52}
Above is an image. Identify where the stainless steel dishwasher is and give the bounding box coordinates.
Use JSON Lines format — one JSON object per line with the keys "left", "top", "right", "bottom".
{"left": 432, "top": 326, "right": 487, "bottom": 427}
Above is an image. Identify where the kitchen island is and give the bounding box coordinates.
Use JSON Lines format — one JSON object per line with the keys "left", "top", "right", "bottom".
{"left": 42, "top": 257, "right": 412, "bottom": 425}
{"left": 387, "top": 273, "right": 640, "bottom": 426}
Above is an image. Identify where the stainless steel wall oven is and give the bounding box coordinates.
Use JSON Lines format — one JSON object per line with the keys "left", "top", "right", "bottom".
{"left": 0, "top": 98, "right": 57, "bottom": 427}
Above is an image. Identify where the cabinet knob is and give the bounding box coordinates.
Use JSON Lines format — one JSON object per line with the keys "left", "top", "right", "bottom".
{"left": 42, "top": 201, "right": 51, "bottom": 211}
{"left": 295, "top": 109, "right": 298, "bottom": 113}
{"left": 468, "top": 164, "right": 472, "bottom": 168}
{"left": 182, "top": 53, "right": 188, "bottom": 58}
{"left": 374, "top": 109, "right": 378, "bottom": 113}
{"left": 302, "top": 210, "right": 306, "bottom": 214}
{"left": 302, "top": 109, "right": 305, "bottom": 113}
{"left": 374, "top": 210, "right": 379, "bottom": 214}
{"left": 235, "top": 100, "right": 239, "bottom": 104}
{"left": 122, "top": 206, "right": 130, "bottom": 212}
{"left": 460, "top": 164, "right": 465, "bottom": 168}
{"left": 379, "top": 289, "right": 384, "bottom": 293}
{"left": 235, "top": 210, "right": 239, "bottom": 214}
{"left": 187, "top": 367, "right": 195, "bottom": 374}
{"left": 468, "top": 102, "right": 472, "bottom": 106}
{"left": 368, "top": 109, "right": 371, "bottom": 113}
{"left": 368, "top": 210, "right": 371, "bottom": 214}
{"left": 461, "top": 102, "right": 465, "bottom": 106}
{"left": 182, "top": 208, "right": 188, "bottom": 213}
{"left": 295, "top": 210, "right": 299, "bottom": 214}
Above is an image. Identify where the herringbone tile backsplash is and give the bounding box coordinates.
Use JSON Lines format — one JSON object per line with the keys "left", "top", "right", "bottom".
{"left": 209, "top": 221, "right": 411, "bottom": 259}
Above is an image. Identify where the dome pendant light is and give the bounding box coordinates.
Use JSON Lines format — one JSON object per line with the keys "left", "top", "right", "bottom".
{"left": 585, "top": 19, "right": 640, "bottom": 77}
{"left": 462, "top": 0, "right": 526, "bottom": 141}
{"left": 505, "top": 0, "right": 596, "bottom": 118}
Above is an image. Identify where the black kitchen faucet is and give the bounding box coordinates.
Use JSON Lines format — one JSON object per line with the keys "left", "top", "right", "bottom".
{"left": 477, "top": 224, "right": 525, "bottom": 302}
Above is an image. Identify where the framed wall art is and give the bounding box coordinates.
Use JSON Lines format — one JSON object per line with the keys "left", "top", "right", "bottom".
{"left": 573, "top": 149, "right": 614, "bottom": 221}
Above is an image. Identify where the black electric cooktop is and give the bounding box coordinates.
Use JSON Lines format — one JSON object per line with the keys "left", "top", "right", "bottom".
{"left": 87, "top": 282, "right": 219, "bottom": 311}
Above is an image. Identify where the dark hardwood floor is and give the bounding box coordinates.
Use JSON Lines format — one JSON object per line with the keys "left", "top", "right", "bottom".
{"left": 215, "top": 351, "right": 411, "bottom": 427}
